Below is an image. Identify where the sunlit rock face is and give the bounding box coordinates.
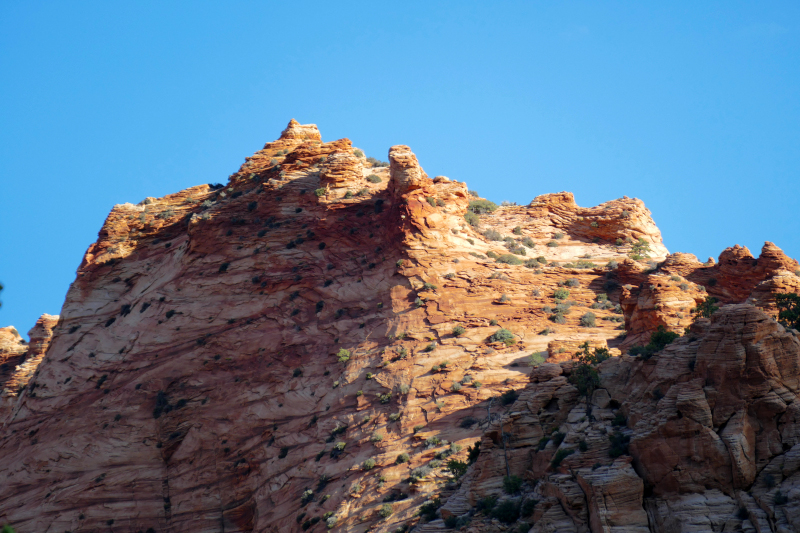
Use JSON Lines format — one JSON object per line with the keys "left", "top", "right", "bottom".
{"left": 1, "top": 120, "right": 798, "bottom": 533}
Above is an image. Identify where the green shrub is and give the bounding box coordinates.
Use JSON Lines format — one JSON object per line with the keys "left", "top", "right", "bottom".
{"left": 344, "top": 190, "right": 353, "bottom": 199}
{"left": 396, "top": 452, "right": 410, "bottom": 463}
{"left": 477, "top": 496, "right": 497, "bottom": 512}
{"left": 419, "top": 497, "right": 441, "bottom": 520}
{"left": 425, "top": 436, "right": 442, "bottom": 447}
{"left": 410, "top": 465, "right": 432, "bottom": 482}
{"left": 608, "top": 431, "right": 630, "bottom": 457}
{"left": 628, "top": 326, "right": 680, "bottom": 359}
{"left": 774, "top": 491, "right": 789, "bottom": 505}
{"left": 553, "top": 288, "right": 570, "bottom": 300}
{"left": 501, "top": 389, "right": 519, "bottom": 405}
{"left": 447, "top": 459, "right": 469, "bottom": 478}
{"left": 547, "top": 241, "right": 559, "bottom": 247}
{"left": 371, "top": 432, "right": 384, "bottom": 442}
{"left": 554, "top": 231, "right": 564, "bottom": 239}
{"left": 551, "top": 448, "right": 575, "bottom": 468}
{"left": 491, "top": 499, "right": 521, "bottom": 523}
{"left": 629, "top": 238, "right": 652, "bottom": 260}
{"left": 452, "top": 325, "right": 466, "bottom": 337}
{"left": 366, "top": 174, "right": 382, "bottom": 183}
{"left": 489, "top": 328, "right": 516, "bottom": 345}
{"left": 315, "top": 188, "right": 327, "bottom": 197}
{"left": 513, "top": 226, "right": 522, "bottom": 235}
{"left": 612, "top": 413, "right": 627, "bottom": 426}
{"left": 497, "top": 254, "right": 523, "bottom": 265}
{"left": 367, "top": 157, "right": 388, "bottom": 167}
{"left": 528, "top": 352, "right": 546, "bottom": 367}
{"left": 694, "top": 296, "right": 719, "bottom": 318}
{"left": 521, "top": 498, "right": 538, "bottom": 517}
{"left": 337, "top": 349, "right": 351, "bottom": 363}
{"left": 362, "top": 458, "right": 376, "bottom": 470}
{"left": 464, "top": 211, "right": 479, "bottom": 226}
{"left": 380, "top": 503, "right": 394, "bottom": 518}
{"left": 423, "top": 282, "right": 438, "bottom": 290}
{"left": 503, "top": 475, "right": 523, "bottom": 494}
{"left": 468, "top": 199, "right": 498, "bottom": 214}
{"left": 483, "top": 228, "right": 503, "bottom": 241}
{"left": 777, "top": 293, "right": 800, "bottom": 329}
{"left": 579, "top": 440, "right": 588, "bottom": 452}
{"left": 580, "top": 312, "right": 596, "bottom": 327}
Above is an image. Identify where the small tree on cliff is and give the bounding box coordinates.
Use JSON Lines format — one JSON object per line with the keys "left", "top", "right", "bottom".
{"left": 629, "top": 326, "right": 680, "bottom": 360}
{"left": 693, "top": 296, "right": 719, "bottom": 319}
{"left": 568, "top": 342, "right": 609, "bottom": 397}
{"left": 629, "top": 238, "right": 652, "bottom": 261}
{"left": 776, "top": 293, "right": 800, "bottom": 330}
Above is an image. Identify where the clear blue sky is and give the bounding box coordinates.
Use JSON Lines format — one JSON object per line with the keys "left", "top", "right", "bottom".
{"left": 1, "top": 1, "right": 799, "bottom": 337}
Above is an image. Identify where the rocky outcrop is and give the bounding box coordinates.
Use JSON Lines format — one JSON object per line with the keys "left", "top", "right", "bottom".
{"left": 389, "top": 145, "right": 430, "bottom": 195}
{"left": 0, "top": 120, "right": 797, "bottom": 533}
{"left": 443, "top": 305, "right": 800, "bottom": 532}
{"left": 619, "top": 243, "right": 800, "bottom": 348}
{"left": 0, "top": 314, "right": 59, "bottom": 424}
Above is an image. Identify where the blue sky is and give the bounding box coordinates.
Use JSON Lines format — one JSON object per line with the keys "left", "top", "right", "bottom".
{"left": 1, "top": 1, "right": 798, "bottom": 337}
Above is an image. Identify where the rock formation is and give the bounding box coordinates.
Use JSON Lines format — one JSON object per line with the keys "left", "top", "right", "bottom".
{"left": 0, "top": 120, "right": 798, "bottom": 533}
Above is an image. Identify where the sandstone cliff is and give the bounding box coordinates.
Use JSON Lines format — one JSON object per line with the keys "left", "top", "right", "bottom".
{"left": 0, "top": 121, "right": 798, "bottom": 533}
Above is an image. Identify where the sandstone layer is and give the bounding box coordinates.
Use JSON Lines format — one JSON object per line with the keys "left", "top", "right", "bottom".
{"left": 1, "top": 120, "right": 798, "bottom": 533}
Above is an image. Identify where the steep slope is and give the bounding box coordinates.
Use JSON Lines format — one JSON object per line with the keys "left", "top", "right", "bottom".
{"left": 446, "top": 305, "right": 800, "bottom": 533}
{"left": 0, "top": 120, "right": 798, "bottom": 533}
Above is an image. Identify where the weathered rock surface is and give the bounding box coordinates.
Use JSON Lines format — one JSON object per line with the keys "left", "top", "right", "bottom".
{"left": 446, "top": 305, "right": 800, "bottom": 532}
{"left": 0, "top": 314, "right": 58, "bottom": 423}
{"left": 0, "top": 120, "right": 798, "bottom": 533}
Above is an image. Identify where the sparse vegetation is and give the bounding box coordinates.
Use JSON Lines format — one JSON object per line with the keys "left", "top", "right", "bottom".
{"left": 468, "top": 199, "right": 498, "bottom": 214}
{"left": 777, "top": 293, "right": 800, "bottom": 330}
{"left": 628, "top": 326, "right": 679, "bottom": 360}
{"left": 496, "top": 254, "right": 523, "bottom": 265}
{"left": 528, "top": 352, "right": 546, "bottom": 367}
{"left": 629, "top": 238, "right": 652, "bottom": 260}
{"left": 503, "top": 475, "right": 523, "bottom": 494}
{"left": 580, "top": 312, "right": 596, "bottom": 327}
{"left": 489, "top": 328, "right": 516, "bottom": 345}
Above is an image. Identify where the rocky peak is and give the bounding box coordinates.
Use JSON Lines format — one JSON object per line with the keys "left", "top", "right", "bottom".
{"left": 0, "top": 120, "right": 798, "bottom": 533}
{"left": 279, "top": 118, "right": 322, "bottom": 141}
{"left": 388, "top": 144, "right": 430, "bottom": 194}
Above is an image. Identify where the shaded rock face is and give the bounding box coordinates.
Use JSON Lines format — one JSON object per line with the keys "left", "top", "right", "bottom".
{"left": 0, "top": 314, "right": 58, "bottom": 423}
{"left": 450, "top": 305, "right": 800, "bottom": 532}
{"left": 0, "top": 120, "right": 798, "bottom": 533}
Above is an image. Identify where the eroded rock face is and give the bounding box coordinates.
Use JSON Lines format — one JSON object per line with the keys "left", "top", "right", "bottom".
{"left": 618, "top": 242, "right": 800, "bottom": 348}
{"left": 0, "top": 314, "right": 59, "bottom": 424}
{"left": 0, "top": 120, "right": 797, "bottom": 533}
{"left": 448, "top": 305, "right": 800, "bottom": 532}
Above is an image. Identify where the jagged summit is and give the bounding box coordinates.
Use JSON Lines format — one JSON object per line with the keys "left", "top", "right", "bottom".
{"left": 1, "top": 121, "right": 799, "bottom": 532}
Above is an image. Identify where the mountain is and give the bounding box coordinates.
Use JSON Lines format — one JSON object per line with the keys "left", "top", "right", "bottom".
{"left": 1, "top": 120, "right": 799, "bottom": 533}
